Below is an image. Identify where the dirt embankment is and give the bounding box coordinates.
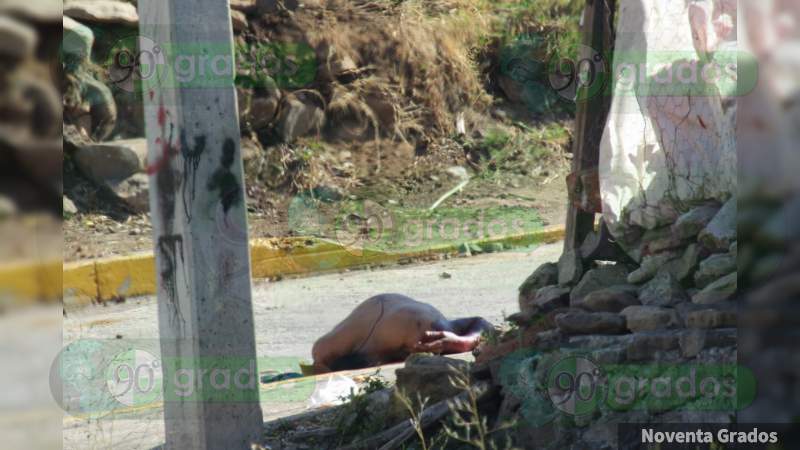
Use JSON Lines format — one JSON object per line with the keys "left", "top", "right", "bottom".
{"left": 63, "top": 0, "right": 584, "bottom": 261}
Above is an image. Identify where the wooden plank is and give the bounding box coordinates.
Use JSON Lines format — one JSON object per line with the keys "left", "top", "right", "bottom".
{"left": 563, "top": 0, "right": 616, "bottom": 257}
{"left": 138, "top": 0, "right": 263, "bottom": 447}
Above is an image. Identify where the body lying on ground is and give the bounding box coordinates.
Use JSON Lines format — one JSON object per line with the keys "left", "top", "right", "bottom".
{"left": 311, "top": 293, "right": 494, "bottom": 374}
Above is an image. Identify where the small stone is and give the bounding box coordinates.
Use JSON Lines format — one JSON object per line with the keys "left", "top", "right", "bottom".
{"left": 531, "top": 285, "right": 571, "bottom": 313}
{"left": 64, "top": 0, "right": 139, "bottom": 26}
{"left": 679, "top": 329, "right": 707, "bottom": 358}
{"left": 692, "top": 272, "right": 737, "bottom": 304}
{"left": 445, "top": 166, "right": 469, "bottom": 181}
{"left": 557, "top": 249, "right": 583, "bottom": 286}
{"left": 638, "top": 271, "right": 688, "bottom": 307}
{"left": 62, "top": 16, "right": 93, "bottom": 65}
{"left": 231, "top": 9, "right": 248, "bottom": 32}
{"left": 574, "top": 285, "right": 640, "bottom": 312}
{"left": 568, "top": 334, "right": 634, "bottom": 350}
{"left": 627, "top": 252, "right": 678, "bottom": 284}
{"left": 679, "top": 328, "right": 737, "bottom": 358}
{"left": 685, "top": 309, "right": 737, "bottom": 329}
{"left": 621, "top": 306, "right": 679, "bottom": 332}
{"left": 555, "top": 312, "right": 627, "bottom": 335}
{"left": 0, "top": 15, "right": 36, "bottom": 60}
{"left": 107, "top": 173, "right": 149, "bottom": 213}
{"left": 277, "top": 93, "right": 325, "bottom": 142}
{"left": 230, "top": 0, "right": 257, "bottom": 12}
{"left": 641, "top": 226, "right": 690, "bottom": 254}
{"left": 569, "top": 264, "right": 630, "bottom": 304}
{"left": 73, "top": 138, "right": 148, "bottom": 183}
{"left": 248, "top": 92, "right": 281, "bottom": 131}
{"left": 534, "top": 329, "right": 565, "bottom": 350}
{"left": 439, "top": 272, "right": 451, "bottom": 279}
{"left": 63, "top": 197, "right": 78, "bottom": 216}
{"left": 672, "top": 204, "right": 720, "bottom": 240}
{"left": 626, "top": 331, "right": 680, "bottom": 361}
{"left": 694, "top": 252, "right": 736, "bottom": 288}
{"left": 698, "top": 197, "right": 736, "bottom": 252}
{"left": 0, "top": 195, "right": 17, "bottom": 218}
{"left": 519, "top": 262, "right": 559, "bottom": 310}
{"left": 661, "top": 243, "right": 704, "bottom": 283}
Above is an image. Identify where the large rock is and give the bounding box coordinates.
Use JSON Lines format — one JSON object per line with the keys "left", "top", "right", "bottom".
{"left": 692, "top": 272, "right": 737, "bottom": 304}
{"left": 660, "top": 243, "right": 704, "bottom": 283}
{"left": 62, "top": 17, "right": 94, "bottom": 67}
{"left": 391, "top": 354, "right": 468, "bottom": 419}
{"left": 518, "top": 262, "right": 558, "bottom": 311}
{"left": 277, "top": 93, "right": 325, "bottom": 142}
{"left": 672, "top": 204, "right": 720, "bottom": 240}
{"left": 108, "top": 173, "right": 149, "bottom": 213}
{"left": 621, "top": 306, "right": 679, "bottom": 332}
{"left": 641, "top": 226, "right": 690, "bottom": 254}
{"left": 573, "top": 285, "right": 640, "bottom": 312}
{"left": 694, "top": 252, "right": 736, "bottom": 288}
{"left": 555, "top": 312, "right": 627, "bottom": 335}
{"left": 0, "top": 16, "right": 36, "bottom": 60}
{"left": 73, "top": 138, "right": 147, "bottom": 183}
{"left": 557, "top": 248, "right": 583, "bottom": 285}
{"left": 627, "top": 252, "right": 678, "bottom": 284}
{"left": 569, "top": 264, "right": 629, "bottom": 304}
{"left": 638, "top": 271, "right": 688, "bottom": 307}
{"left": 625, "top": 331, "right": 680, "bottom": 361}
{"left": 530, "top": 285, "right": 571, "bottom": 313}
{"left": 698, "top": 198, "right": 736, "bottom": 252}
{"left": 64, "top": 0, "right": 139, "bottom": 26}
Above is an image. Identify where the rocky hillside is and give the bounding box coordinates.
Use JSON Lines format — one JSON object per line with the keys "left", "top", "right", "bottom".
{"left": 61, "top": 0, "right": 584, "bottom": 260}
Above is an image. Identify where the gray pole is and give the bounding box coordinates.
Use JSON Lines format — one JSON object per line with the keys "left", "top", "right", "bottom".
{"left": 139, "top": 0, "right": 263, "bottom": 447}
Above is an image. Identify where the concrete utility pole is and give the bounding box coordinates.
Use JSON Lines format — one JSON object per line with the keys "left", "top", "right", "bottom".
{"left": 139, "top": 0, "right": 263, "bottom": 448}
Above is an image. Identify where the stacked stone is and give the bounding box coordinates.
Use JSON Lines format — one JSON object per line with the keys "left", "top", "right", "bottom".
{"left": 515, "top": 198, "right": 737, "bottom": 363}
{"left": 491, "top": 198, "right": 739, "bottom": 448}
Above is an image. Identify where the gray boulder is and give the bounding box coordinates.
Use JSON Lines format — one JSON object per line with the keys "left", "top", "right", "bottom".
{"left": 694, "top": 252, "right": 736, "bottom": 288}
{"left": 62, "top": 17, "right": 93, "bottom": 65}
{"left": 672, "top": 204, "right": 720, "bottom": 240}
{"left": 574, "top": 285, "right": 640, "bottom": 313}
{"left": 555, "top": 312, "right": 627, "bottom": 335}
{"left": 698, "top": 198, "right": 736, "bottom": 252}
{"left": 569, "top": 264, "right": 630, "bottom": 304}
{"left": 64, "top": 0, "right": 139, "bottom": 26}
{"left": 518, "top": 262, "right": 559, "bottom": 311}
{"left": 638, "top": 271, "right": 689, "bottom": 307}
{"left": 74, "top": 138, "right": 147, "bottom": 183}
{"left": 108, "top": 173, "right": 149, "bottom": 213}
{"left": 692, "top": 272, "right": 737, "bottom": 304}
{"left": 621, "top": 305, "right": 679, "bottom": 332}
{"left": 277, "top": 93, "right": 325, "bottom": 142}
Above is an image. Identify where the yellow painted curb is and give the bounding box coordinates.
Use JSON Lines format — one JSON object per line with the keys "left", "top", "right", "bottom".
{"left": 9, "top": 225, "right": 564, "bottom": 308}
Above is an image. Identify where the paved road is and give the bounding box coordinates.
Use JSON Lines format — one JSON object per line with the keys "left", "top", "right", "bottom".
{"left": 58, "top": 242, "right": 562, "bottom": 449}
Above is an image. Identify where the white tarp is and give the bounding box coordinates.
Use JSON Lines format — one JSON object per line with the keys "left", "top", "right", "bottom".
{"left": 599, "top": 0, "right": 738, "bottom": 243}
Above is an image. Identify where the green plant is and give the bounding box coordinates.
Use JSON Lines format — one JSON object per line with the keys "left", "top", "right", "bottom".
{"left": 395, "top": 389, "right": 432, "bottom": 450}
{"left": 334, "top": 373, "right": 391, "bottom": 445}
{"left": 443, "top": 368, "right": 521, "bottom": 450}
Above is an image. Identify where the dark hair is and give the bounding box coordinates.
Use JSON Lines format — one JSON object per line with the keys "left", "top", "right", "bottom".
{"left": 329, "top": 352, "right": 371, "bottom": 372}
